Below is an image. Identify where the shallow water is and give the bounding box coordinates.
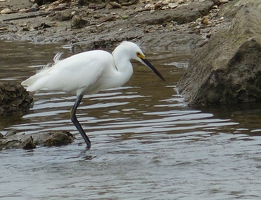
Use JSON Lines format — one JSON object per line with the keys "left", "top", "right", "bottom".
{"left": 0, "top": 40, "right": 261, "bottom": 200}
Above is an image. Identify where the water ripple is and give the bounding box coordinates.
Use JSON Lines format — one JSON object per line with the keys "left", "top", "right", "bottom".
{"left": 1, "top": 41, "right": 261, "bottom": 200}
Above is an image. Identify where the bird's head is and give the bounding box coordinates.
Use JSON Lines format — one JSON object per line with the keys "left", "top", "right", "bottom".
{"left": 116, "top": 41, "right": 165, "bottom": 81}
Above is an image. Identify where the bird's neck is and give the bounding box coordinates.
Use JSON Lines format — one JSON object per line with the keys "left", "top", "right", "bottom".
{"left": 112, "top": 51, "right": 133, "bottom": 87}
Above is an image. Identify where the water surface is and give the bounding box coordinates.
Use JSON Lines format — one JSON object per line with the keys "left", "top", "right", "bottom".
{"left": 0, "top": 41, "right": 260, "bottom": 200}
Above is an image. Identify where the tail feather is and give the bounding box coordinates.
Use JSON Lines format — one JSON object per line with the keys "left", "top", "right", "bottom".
{"left": 21, "top": 68, "right": 49, "bottom": 92}
{"left": 21, "top": 52, "right": 63, "bottom": 92}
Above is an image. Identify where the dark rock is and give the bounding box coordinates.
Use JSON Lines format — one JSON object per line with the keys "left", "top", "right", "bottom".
{"left": 43, "top": 131, "right": 75, "bottom": 147}
{"left": 22, "top": 136, "right": 36, "bottom": 149}
{"left": 177, "top": 2, "right": 261, "bottom": 106}
{"left": 0, "top": 82, "right": 33, "bottom": 114}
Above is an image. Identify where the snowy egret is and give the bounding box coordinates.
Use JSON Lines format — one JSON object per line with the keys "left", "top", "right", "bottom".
{"left": 22, "top": 41, "right": 165, "bottom": 149}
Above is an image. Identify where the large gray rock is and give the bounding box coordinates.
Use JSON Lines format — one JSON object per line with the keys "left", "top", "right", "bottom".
{"left": 177, "top": 1, "right": 261, "bottom": 106}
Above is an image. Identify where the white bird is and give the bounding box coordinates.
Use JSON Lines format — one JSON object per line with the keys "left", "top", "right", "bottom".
{"left": 22, "top": 41, "right": 165, "bottom": 149}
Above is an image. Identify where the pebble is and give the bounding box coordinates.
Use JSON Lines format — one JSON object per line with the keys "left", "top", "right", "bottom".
{"left": 168, "top": 3, "right": 178, "bottom": 9}
{"left": 177, "top": 0, "right": 186, "bottom": 4}
{"left": 145, "top": 1, "right": 179, "bottom": 10}
{"left": 219, "top": 0, "right": 229, "bottom": 3}
{"left": 201, "top": 17, "right": 209, "bottom": 25}
{"left": 108, "top": 1, "right": 121, "bottom": 9}
{"left": 71, "top": 15, "right": 88, "bottom": 29}
{"left": 19, "top": 3, "right": 39, "bottom": 13}
{"left": 1, "top": 8, "right": 13, "bottom": 14}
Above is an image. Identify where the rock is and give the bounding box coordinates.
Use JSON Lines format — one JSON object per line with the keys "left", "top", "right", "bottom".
{"left": 30, "top": 0, "right": 44, "bottom": 4}
{"left": 43, "top": 131, "right": 75, "bottom": 147}
{"left": 168, "top": 3, "right": 178, "bottom": 9}
{"left": 218, "top": 0, "right": 259, "bottom": 19}
{"left": 0, "top": 131, "right": 75, "bottom": 150}
{"left": 201, "top": 17, "right": 209, "bottom": 25}
{"left": 52, "top": 9, "right": 73, "bottom": 21}
{"left": 108, "top": 1, "right": 121, "bottom": 9}
{"left": 0, "top": 82, "right": 33, "bottom": 114}
{"left": 22, "top": 136, "right": 36, "bottom": 149}
{"left": 177, "top": 2, "right": 261, "bottom": 106}
{"left": 121, "top": 15, "right": 129, "bottom": 20}
{"left": 71, "top": 15, "right": 89, "bottom": 29}
{"left": 219, "top": 0, "right": 229, "bottom": 3}
{"left": 48, "top": 2, "right": 68, "bottom": 11}
{"left": 1, "top": 8, "right": 13, "bottom": 14}
{"left": 19, "top": 3, "right": 39, "bottom": 12}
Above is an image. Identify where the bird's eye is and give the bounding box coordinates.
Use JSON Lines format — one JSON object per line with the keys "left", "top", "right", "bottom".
{"left": 136, "top": 52, "right": 145, "bottom": 59}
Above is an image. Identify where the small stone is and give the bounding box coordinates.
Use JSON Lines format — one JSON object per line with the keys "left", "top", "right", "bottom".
{"left": 71, "top": 15, "right": 88, "bottom": 29}
{"left": 219, "top": 0, "right": 229, "bottom": 3}
{"left": 177, "top": 0, "right": 186, "bottom": 4}
{"left": 30, "top": 0, "right": 43, "bottom": 4}
{"left": 168, "top": 3, "right": 178, "bottom": 9}
{"left": 109, "top": 1, "right": 121, "bottom": 9}
{"left": 162, "top": 0, "right": 170, "bottom": 4}
{"left": 121, "top": 15, "right": 129, "bottom": 20}
{"left": 145, "top": 3, "right": 153, "bottom": 9}
{"left": 56, "top": 10, "right": 73, "bottom": 21}
{"left": 22, "top": 136, "right": 36, "bottom": 150}
{"left": 154, "top": 1, "right": 163, "bottom": 10}
{"left": 1, "top": 8, "right": 13, "bottom": 14}
{"left": 201, "top": 17, "right": 209, "bottom": 25}
{"left": 43, "top": 131, "right": 74, "bottom": 147}
{"left": 161, "top": 5, "right": 169, "bottom": 10}
{"left": 31, "top": 3, "right": 39, "bottom": 12}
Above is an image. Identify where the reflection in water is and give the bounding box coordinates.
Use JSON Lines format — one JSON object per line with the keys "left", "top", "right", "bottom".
{"left": 0, "top": 41, "right": 261, "bottom": 200}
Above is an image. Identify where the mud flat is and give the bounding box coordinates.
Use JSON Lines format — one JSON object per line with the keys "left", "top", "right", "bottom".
{"left": 0, "top": 0, "right": 230, "bottom": 50}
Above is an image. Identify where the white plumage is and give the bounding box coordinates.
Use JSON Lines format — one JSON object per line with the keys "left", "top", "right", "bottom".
{"left": 22, "top": 41, "right": 164, "bottom": 149}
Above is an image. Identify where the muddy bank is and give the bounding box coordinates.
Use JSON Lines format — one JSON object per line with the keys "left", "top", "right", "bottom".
{"left": 0, "top": 0, "right": 231, "bottom": 50}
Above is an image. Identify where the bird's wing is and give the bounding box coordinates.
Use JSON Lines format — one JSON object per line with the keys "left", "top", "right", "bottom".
{"left": 23, "top": 50, "right": 113, "bottom": 95}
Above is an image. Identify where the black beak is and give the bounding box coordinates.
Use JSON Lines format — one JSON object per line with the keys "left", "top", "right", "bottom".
{"left": 141, "top": 58, "right": 165, "bottom": 81}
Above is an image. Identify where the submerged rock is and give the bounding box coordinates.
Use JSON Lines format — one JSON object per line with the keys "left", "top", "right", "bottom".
{"left": 177, "top": 2, "right": 261, "bottom": 106}
{"left": 0, "top": 131, "right": 75, "bottom": 150}
{"left": 0, "top": 82, "right": 33, "bottom": 114}
{"left": 42, "top": 131, "right": 75, "bottom": 147}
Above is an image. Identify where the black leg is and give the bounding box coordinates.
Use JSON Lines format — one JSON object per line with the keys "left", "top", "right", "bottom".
{"left": 71, "top": 95, "right": 91, "bottom": 149}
